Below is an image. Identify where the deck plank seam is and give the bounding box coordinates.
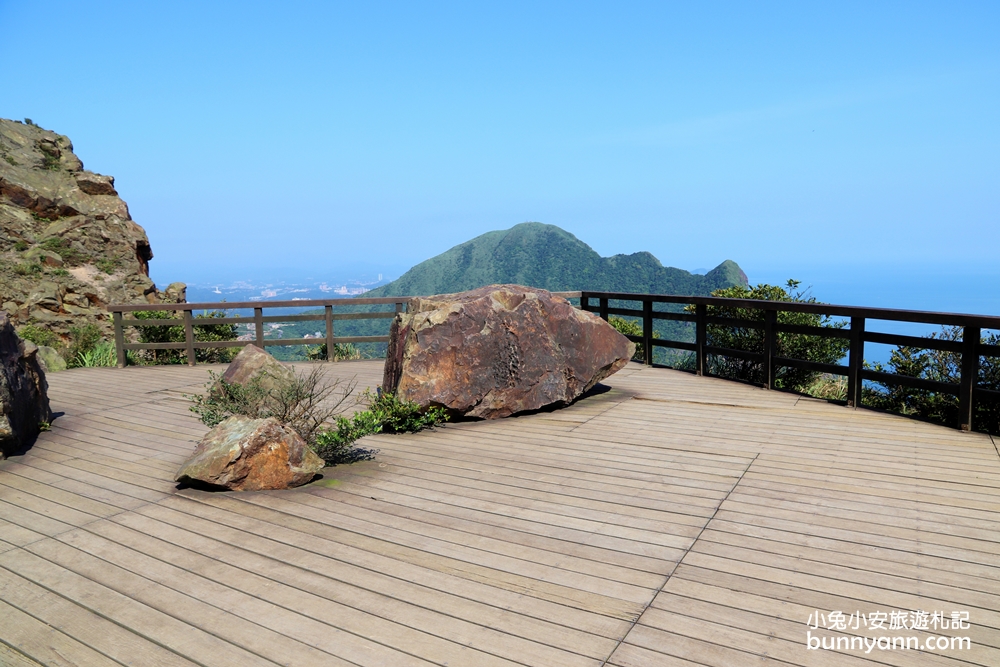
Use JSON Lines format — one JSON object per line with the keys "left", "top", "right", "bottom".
{"left": 598, "top": 452, "right": 760, "bottom": 667}
{"left": 0, "top": 552, "right": 215, "bottom": 667}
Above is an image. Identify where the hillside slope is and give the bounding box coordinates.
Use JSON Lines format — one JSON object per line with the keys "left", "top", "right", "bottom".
{"left": 365, "top": 222, "right": 747, "bottom": 298}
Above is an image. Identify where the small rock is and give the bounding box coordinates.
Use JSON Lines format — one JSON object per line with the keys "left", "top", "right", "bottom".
{"left": 174, "top": 415, "right": 324, "bottom": 490}
{"left": 221, "top": 344, "right": 295, "bottom": 390}
{"left": 162, "top": 282, "right": 187, "bottom": 304}
{"left": 74, "top": 172, "right": 117, "bottom": 196}
{"left": 383, "top": 284, "right": 634, "bottom": 419}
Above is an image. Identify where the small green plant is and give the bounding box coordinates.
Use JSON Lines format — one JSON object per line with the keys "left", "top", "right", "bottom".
{"left": 13, "top": 262, "right": 43, "bottom": 276}
{"left": 24, "top": 118, "right": 36, "bottom": 127}
{"left": 41, "top": 152, "right": 60, "bottom": 170}
{"left": 76, "top": 341, "right": 117, "bottom": 367}
{"left": 4, "top": 155, "right": 16, "bottom": 166}
{"left": 17, "top": 324, "right": 60, "bottom": 348}
{"left": 313, "top": 388, "right": 449, "bottom": 465}
{"left": 48, "top": 268, "right": 70, "bottom": 277}
{"left": 307, "top": 342, "right": 363, "bottom": 362}
{"left": 13, "top": 240, "right": 29, "bottom": 251}
{"left": 38, "top": 421, "right": 51, "bottom": 432}
{"left": 95, "top": 258, "right": 118, "bottom": 275}
{"left": 608, "top": 316, "right": 644, "bottom": 361}
{"left": 39, "top": 237, "right": 86, "bottom": 265}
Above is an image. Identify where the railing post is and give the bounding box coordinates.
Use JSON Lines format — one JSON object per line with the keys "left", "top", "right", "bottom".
{"left": 254, "top": 307, "right": 264, "bottom": 348}
{"left": 112, "top": 311, "right": 126, "bottom": 368}
{"left": 695, "top": 303, "right": 706, "bottom": 376}
{"left": 847, "top": 316, "right": 865, "bottom": 408}
{"left": 182, "top": 308, "right": 196, "bottom": 367}
{"left": 958, "top": 325, "right": 980, "bottom": 431}
{"left": 599, "top": 297, "right": 608, "bottom": 321}
{"left": 643, "top": 299, "right": 653, "bottom": 366}
{"left": 325, "top": 305, "right": 334, "bottom": 362}
{"left": 764, "top": 309, "right": 776, "bottom": 389}
{"left": 580, "top": 295, "right": 589, "bottom": 312}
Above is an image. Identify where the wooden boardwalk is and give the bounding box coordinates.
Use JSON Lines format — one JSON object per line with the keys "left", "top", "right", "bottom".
{"left": 1, "top": 360, "right": 998, "bottom": 666}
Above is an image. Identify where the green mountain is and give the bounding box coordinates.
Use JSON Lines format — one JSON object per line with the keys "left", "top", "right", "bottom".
{"left": 365, "top": 222, "right": 747, "bottom": 298}
{"left": 273, "top": 222, "right": 747, "bottom": 361}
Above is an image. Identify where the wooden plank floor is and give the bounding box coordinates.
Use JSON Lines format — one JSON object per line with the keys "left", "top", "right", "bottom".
{"left": 1, "top": 360, "right": 997, "bottom": 666}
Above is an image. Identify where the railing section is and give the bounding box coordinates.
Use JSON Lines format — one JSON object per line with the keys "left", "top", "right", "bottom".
{"left": 109, "top": 290, "right": 1000, "bottom": 431}
{"left": 108, "top": 296, "right": 413, "bottom": 368}
{"left": 107, "top": 291, "right": 584, "bottom": 369}
{"left": 580, "top": 291, "right": 1000, "bottom": 431}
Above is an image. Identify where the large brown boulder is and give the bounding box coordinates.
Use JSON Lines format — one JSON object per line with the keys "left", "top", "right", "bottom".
{"left": 0, "top": 313, "right": 52, "bottom": 458}
{"left": 383, "top": 284, "right": 634, "bottom": 419}
{"left": 175, "top": 415, "right": 324, "bottom": 491}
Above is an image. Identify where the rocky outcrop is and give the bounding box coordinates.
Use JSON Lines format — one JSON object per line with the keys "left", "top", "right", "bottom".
{"left": 174, "top": 415, "right": 324, "bottom": 490}
{"left": 0, "top": 313, "right": 52, "bottom": 458}
{"left": 0, "top": 118, "right": 183, "bottom": 344}
{"left": 382, "top": 284, "right": 635, "bottom": 419}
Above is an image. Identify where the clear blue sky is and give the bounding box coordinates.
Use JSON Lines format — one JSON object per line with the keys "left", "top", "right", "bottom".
{"left": 2, "top": 1, "right": 997, "bottom": 312}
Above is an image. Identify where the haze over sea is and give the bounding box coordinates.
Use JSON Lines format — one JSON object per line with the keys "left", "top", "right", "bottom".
{"left": 2, "top": 1, "right": 996, "bottom": 358}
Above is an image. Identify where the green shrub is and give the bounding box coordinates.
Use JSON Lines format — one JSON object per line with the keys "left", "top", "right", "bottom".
{"left": 864, "top": 327, "right": 1000, "bottom": 433}
{"left": 132, "top": 310, "right": 239, "bottom": 364}
{"left": 65, "top": 323, "right": 105, "bottom": 367}
{"left": 608, "top": 316, "right": 644, "bottom": 361}
{"left": 95, "top": 258, "right": 118, "bottom": 274}
{"left": 313, "top": 388, "right": 449, "bottom": 465}
{"left": 39, "top": 237, "right": 86, "bottom": 265}
{"left": 17, "top": 324, "right": 60, "bottom": 348}
{"left": 692, "top": 280, "right": 849, "bottom": 392}
{"left": 76, "top": 341, "right": 117, "bottom": 367}
{"left": 189, "top": 366, "right": 356, "bottom": 448}
{"left": 13, "top": 240, "right": 29, "bottom": 251}
{"left": 13, "top": 262, "right": 42, "bottom": 276}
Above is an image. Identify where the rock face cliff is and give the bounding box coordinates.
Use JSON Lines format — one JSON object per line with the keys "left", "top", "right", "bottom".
{"left": 0, "top": 118, "right": 182, "bottom": 341}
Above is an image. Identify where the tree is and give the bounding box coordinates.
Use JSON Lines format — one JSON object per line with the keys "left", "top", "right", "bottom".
{"left": 699, "top": 280, "right": 849, "bottom": 392}
{"left": 864, "top": 326, "right": 1000, "bottom": 433}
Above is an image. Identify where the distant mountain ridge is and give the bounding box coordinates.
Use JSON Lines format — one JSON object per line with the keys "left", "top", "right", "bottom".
{"left": 364, "top": 222, "right": 748, "bottom": 298}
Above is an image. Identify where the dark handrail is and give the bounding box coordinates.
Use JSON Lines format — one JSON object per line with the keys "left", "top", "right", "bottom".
{"left": 579, "top": 291, "right": 1000, "bottom": 431}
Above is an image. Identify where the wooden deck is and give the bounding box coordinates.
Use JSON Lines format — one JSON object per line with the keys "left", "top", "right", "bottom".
{"left": 1, "top": 360, "right": 998, "bottom": 666}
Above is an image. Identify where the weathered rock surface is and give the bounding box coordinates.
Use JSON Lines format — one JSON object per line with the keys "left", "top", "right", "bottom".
{"left": 382, "top": 284, "right": 635, "bottom": 419}
{"left": 0, "top": 118, "right": 183, "bottom": 345}
{"left": 0, "top": 313, "right": 52, "bottom": 458}
{"left": 175, "top": 415, "right": 324, "bottom": 490}
{"left": 221, "top": 344, "right": 295, "bottom": 390}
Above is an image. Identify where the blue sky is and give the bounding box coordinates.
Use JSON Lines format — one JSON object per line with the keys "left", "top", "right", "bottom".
{"left": 2, "top": 1, "right": 997, "bottom": 312}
